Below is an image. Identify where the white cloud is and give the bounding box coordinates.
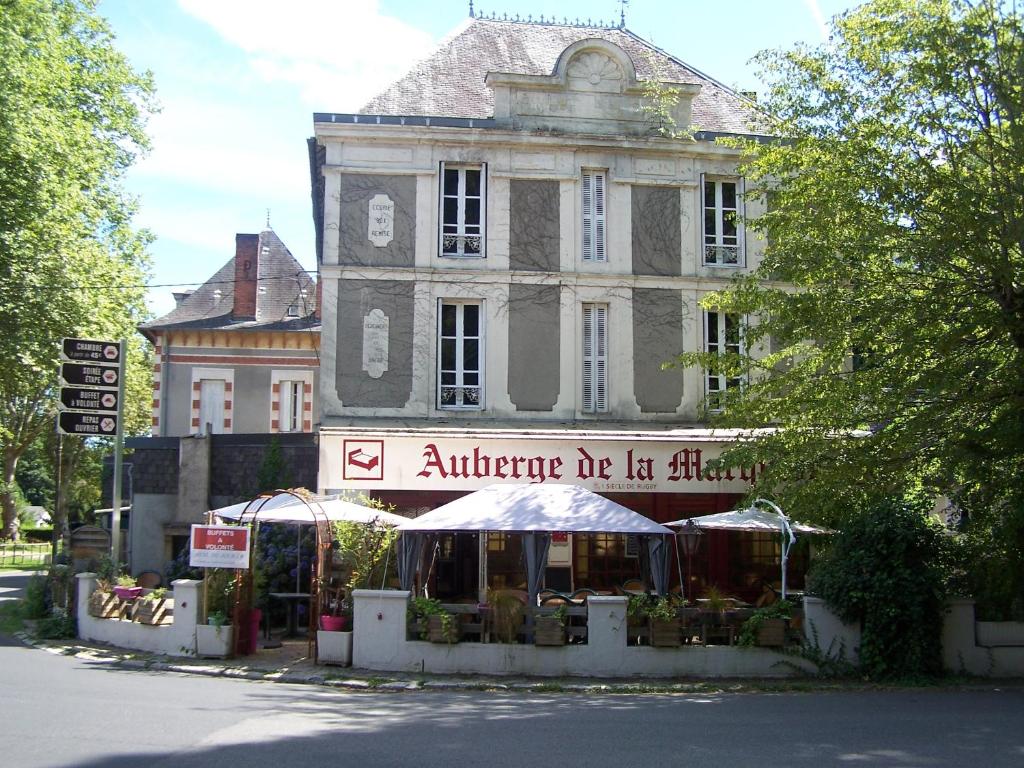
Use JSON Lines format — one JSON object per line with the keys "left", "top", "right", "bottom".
{"left": 176, "top": 0, "right": 436, "bottom": 111}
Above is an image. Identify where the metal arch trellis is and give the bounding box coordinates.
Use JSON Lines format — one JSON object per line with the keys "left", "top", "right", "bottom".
{"left": 225, "top": 489, "right": 333, "bottom": 663}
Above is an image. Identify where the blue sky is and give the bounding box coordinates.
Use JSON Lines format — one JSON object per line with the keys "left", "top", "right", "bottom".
{"left": 97, "top": 0, "right": 858, "bottom": 317}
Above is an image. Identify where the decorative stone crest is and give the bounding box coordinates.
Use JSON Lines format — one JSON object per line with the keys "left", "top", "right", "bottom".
{"left": 566, "top": 51, "right": 624, "bottom": 91}
{"left": 362, "top": 308, "right": 389, "bottom": 379}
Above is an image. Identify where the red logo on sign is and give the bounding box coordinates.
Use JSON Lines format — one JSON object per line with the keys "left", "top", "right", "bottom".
{"left": 343, "top": 440, "right": 384, "bottom": 481}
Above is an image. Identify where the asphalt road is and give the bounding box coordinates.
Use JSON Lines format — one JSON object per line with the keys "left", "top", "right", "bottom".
{"left": 2, "top": 570, "right": 1023, "bottom": 768}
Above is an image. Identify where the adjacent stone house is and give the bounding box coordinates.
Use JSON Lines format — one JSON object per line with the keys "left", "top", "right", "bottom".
{"left": 125, "top": 228, "right": 320, "bottom": 574}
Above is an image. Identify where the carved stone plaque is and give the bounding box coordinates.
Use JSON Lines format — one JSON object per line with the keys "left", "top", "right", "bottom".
{"left": 367, "top": 194, "right": 394, "bottom": 247}
{"left": 362, "top": 308, "right": 389, "bottom": 379}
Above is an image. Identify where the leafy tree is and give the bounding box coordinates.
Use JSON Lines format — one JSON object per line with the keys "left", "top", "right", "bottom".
{"left": 679, "top": 1, "right": 1024, "bottom": 597}
{"left": 0, "top": 0, "right": 156, "bottom": 539}
{"left": 254, "top": 438, "right": 291, "bottom": 495}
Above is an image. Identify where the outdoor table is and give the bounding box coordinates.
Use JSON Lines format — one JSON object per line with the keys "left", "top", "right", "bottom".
{"left": 269, "top": 592, "right": 310, "bottom": 637}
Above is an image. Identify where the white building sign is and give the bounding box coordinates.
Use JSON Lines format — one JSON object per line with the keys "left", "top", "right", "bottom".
{"left": 321, "top": 433, "right": 764, "bottom": 494}
{"left": 367, "top": 194, "right": 394, "bottom": 247}
{"left": 361, "top": 309, "right": 389, "bottom": 379}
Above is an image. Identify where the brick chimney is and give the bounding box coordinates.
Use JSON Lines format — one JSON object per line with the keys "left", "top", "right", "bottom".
{"left": 314, "top": 277, "right": 322, "bottom": 322}
{"left": 233, "top": 234, "right": 259, "bottom": 320}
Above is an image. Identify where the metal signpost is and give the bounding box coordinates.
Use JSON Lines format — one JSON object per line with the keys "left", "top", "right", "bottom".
{"left": 59, "top": 337, "right": 126, "bottom": 563}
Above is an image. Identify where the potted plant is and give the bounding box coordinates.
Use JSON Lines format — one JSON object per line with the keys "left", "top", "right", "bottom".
{"left": 88, "top": 578, "right": 119, "bottom": 619}
{"left": 112, "top": 574, "right": 143, "bottom": 601}
{"left": 317, "top": 587, "right": 353, "bottom": 666}
{"left": 133, "top": 587, "right": 173, "bottom": 625}
{"left": 738, "top": 599, "right": 793, "bottom": 648}
{"left": 648, "top": 596, "right": 682, "bottom": 647}
{"left": 534, "top": 604, "right": 568, "bottom": 647}
{"left": 196, "top": 610, "right": 233, "bottom": 658}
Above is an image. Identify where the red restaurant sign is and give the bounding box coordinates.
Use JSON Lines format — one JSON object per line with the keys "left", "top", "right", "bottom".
{"left": 190, "top": 525, "right": 251, "bottom": 569}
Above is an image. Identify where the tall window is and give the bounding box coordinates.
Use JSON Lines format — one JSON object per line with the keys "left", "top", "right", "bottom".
{"left": 198, "top": 379, "right": 225, "bottom": 435}
{"left": 582, "top": 170, "right": 606, "bottom": 262}
{"left": 702, "top": 176, "right": 743, "bottom": 266}
{"left": 440, "top": 163, "right": 484, "bottom": 258}
{"left": 582, "top": 303, "right": 608, "bottom": 413}
{"left": 438, "top": 300, "right": 482, "bottom": 409}
{"left": 279, "top": 380, "right": 304, "bottom": 432}
{"left": 705, "top": 311, "right": 744, "bottom": 408}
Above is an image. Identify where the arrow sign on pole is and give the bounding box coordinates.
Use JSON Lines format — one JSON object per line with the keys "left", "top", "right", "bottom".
{"left": 59, "top": 388, "right": 118, "bottom": 413}
{"left": 61, "top": 338, "right": 122, "bottom": 364}
{"left": 59, "top": 411, "right": 118, "bottom": 436}
{"left": 60, "top": 361, "right": 119, "bottom": 389}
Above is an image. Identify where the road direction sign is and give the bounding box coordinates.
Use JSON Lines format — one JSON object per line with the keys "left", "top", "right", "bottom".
{"left": 59, "top": 387, "right": 118, "bottom": 413}
{"left": 60, "top": 362, "right": 119, "bottom": 389}
{"left": 58, "top": 411, "right": 118, "bottom": 436}
{"left": 61, "top": 338, "right": 121, "bottom": 364}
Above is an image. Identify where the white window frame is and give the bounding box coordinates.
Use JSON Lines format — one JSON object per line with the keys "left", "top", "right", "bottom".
{"left": 581, "top": 169, "right": 607, "bottom": 262}
{"left": 439, "top": 162, "right": 486, "bottom": 258}
{"left": 270, "top": 369, "right": 313, "bottom": 433}
{"left": 582, "top": 303, "right": 608, "bottom": 413}
{"left": 704, "top": 311, "right": 745, "bottom": 409}
{"left": 701, "top": 175, "right": 745, "bottom": 267}
{"left": 279, "top": 380, "right": 304, "bottom": 433}
{"left": 437, "top": 299, "right": 484, "bottom": 410}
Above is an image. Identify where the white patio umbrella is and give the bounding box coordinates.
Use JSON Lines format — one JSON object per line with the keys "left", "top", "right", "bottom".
{"left": 665, "top": 499, "right": 830, "bottom": 600}
{"left": 397, "top": 484, "right": 674, "bottom": 600}
{"left": 212, "top": 495, "right": 408, "bottom": 526}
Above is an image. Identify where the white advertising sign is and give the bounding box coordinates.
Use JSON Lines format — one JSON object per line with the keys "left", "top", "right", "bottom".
{"left": 189, "top": 525, "right": 251, "bottom": 569}
{"left": 320, "top": 433, "right": 763, "bottom": 494}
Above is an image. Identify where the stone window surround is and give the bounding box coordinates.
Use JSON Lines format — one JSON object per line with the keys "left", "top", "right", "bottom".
{"left": 439, "top": 162, "right": 486, "bottom": 259}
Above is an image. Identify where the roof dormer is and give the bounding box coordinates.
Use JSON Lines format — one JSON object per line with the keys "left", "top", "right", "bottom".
{"left": 485, "top": 38, "right": 701, "bottom": 136}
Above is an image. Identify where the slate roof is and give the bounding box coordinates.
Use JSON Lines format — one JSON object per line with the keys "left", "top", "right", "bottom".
{"left": 140, "top": 229, "right": 319, "bottom": 337}
{"left": 359, "top": 19, "right": 765, "bottom": 135}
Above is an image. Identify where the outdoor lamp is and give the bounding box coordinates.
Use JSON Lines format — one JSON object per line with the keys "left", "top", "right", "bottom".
{"left": 676, "top": 519, "right": 703, "bottom": 601}
{"left": 745, "top": 498, "right": 796, "bottom": 600}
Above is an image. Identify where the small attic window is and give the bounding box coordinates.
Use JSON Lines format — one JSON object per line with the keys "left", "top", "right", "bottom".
{"left": 287, "top": 303, "right": 300, "bottom": 317}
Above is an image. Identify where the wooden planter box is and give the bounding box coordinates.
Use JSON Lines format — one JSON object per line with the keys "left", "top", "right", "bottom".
{"left": 133, "top": 597, "right": 173, "bottom": 625}
{"left": 88, "top": 590, "right": 119, "bottom": 619}
{"left": 756, "top": 618, "right": 787, "bottom": 648}
{"left": 427, "top": 614, "right": 459, "bottom": 644}
{"left": 534, "top": 616, "right": 566, "bottom": 646}
{"left": 650, "top": 618, "right": 682, "bottom": 647}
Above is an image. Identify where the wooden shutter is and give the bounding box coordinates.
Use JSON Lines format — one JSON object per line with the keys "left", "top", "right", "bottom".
{"left": 582, "top": 171, "right": 606, "bottom": 262}
{"left": 583, "top": 303, "right": 608, "bottom": 412}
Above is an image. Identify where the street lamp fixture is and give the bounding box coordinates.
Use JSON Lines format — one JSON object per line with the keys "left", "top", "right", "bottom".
{"left": 676, "top": 519, "right": 703, "bottom": 601}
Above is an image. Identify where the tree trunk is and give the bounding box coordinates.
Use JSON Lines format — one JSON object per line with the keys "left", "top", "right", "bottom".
{"left": 2, "top": 450, "right": 19, "bottom": 540}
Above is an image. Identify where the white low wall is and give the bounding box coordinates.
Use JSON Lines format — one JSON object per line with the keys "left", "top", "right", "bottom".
{"left": 802, "top": 596, "right": 861, "bottom": 665}
{"left": 352, "top": 590, "right": 816, "bottom": 678}
{"left": 943, "top": 599, "right": 1024, "bottom": 677}
{"left": 803, "top": 596, "right": 1024, "bottom": 678}
{"left": 76, "top": 574, "right": 201, "bottom": 657}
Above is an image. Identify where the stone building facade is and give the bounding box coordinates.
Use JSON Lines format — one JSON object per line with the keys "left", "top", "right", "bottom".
{"left": 308, "top": 17, "right": 789, "bottom": 598}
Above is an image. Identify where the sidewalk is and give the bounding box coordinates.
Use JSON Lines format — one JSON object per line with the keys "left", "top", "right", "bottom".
{"left": 14, "top": 626, "right": 1023, "bottom": 694}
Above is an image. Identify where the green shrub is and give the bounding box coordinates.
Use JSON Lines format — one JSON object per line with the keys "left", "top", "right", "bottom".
{"left": 808, "top": 495, "right": 953, "bottom": 679}
{"left": 23, "top": 575, "right": 48, "bottom": 619}
{"left": 738, "top": 599, "right": 793, "bottom": 647}
{"left": 35, "top": 610, "right": 75, "bottom": 640}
